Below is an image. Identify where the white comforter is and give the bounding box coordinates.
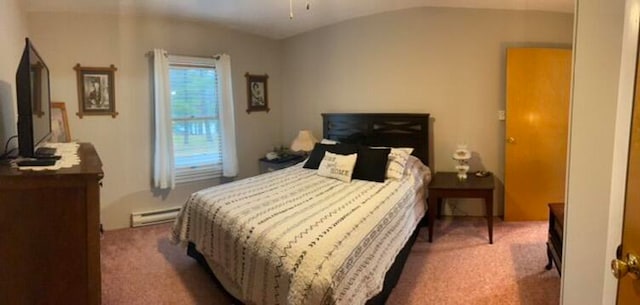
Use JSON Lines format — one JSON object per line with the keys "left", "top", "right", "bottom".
{"left": 172, "top": 156, "right": 430, "bottom": 305}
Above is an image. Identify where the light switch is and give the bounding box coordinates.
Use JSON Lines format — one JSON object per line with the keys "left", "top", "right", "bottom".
{"left": 498, "top": 110, "right": 506, "bottom": 121}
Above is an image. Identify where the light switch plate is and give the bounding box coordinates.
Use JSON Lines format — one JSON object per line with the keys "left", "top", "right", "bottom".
{"left": 498, "top": 110, "right": 506, "bottom": 121}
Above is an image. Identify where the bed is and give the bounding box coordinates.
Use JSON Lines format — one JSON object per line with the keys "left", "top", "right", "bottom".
{"left": 172, "top": 113, "right": 431, "bottom": 305}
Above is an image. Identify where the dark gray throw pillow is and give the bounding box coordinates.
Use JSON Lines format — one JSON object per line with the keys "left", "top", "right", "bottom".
{"left": 352, "top": 146, "right": 391, "bottom": 182}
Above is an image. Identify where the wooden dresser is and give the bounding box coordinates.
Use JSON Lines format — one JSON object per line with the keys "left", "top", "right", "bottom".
{"left": 546, "top": 202, "right": 565, "bottom": 275}
{"left": 0, "top": 143, "right": 103, "bottom": 304}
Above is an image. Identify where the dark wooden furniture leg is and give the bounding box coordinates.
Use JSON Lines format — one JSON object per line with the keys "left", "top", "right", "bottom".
{"left": 428, "top": 195, "right": 437, "bottom": 242}
{"left": 486, "top": 191, "right": 493, "bottom": 244}
{"left": 545, "top": 244, "right": 554, "bottom": 270}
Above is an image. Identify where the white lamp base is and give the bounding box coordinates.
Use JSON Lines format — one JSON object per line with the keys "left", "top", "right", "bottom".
{"left": 455, "top": 164, "right": 470, "bottom": 181}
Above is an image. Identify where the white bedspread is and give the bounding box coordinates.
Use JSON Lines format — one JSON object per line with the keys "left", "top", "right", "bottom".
{"left": 172, "top": 156, "right": 430, "bottom": 305}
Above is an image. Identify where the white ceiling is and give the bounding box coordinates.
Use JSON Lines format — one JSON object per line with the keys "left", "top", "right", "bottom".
{"left": 24, "top": 0, "right": 574, "bottom": 39}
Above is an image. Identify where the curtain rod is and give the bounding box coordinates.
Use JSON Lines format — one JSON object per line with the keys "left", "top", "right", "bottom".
{"left": 145, "top": 51, "right": 220, "bottom": 59}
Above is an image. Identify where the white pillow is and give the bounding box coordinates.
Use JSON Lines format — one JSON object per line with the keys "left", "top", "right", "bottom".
{"left": 386, "top": 148, "right": 414, "bottom": 180}
{"left": 320, "top": 138, "right": 338, "bottom": 144}
{"left": 317, "top": 152, "right": 358, "bottom": 182}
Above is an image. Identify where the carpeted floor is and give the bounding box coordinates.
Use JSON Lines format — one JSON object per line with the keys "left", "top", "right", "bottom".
{"left": 101, "top": 217, "right": 560, "bottom": 305}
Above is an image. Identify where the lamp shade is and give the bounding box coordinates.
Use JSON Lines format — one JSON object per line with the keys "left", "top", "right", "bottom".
{"left": 290, "top": 130, "right": 318, "bottom": 152}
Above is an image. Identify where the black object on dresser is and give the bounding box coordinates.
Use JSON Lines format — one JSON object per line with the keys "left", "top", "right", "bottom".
{"left": 258, "top": 154, "right": 305, "bottom": 174}
{"left": 0, "top": 143, "right": 103, "bottom": 304}
{"left": 546, "top": 202, "right": 565, "bottom": 275}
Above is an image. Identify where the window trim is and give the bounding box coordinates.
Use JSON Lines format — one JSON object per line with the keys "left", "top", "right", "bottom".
{"left": 168, "top": 55, "right": 222, "bottom": 184}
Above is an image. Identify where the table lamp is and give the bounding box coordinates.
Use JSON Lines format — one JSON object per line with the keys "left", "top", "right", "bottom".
{"left": 290, "top": 130, "right": 318, "bottom": 155}
{"left": 452, "top": 144, "right": 471, "bottom": 181}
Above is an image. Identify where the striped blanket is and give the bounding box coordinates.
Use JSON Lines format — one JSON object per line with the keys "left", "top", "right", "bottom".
{"left": 172, "top": 156, "right": 430, "bottom": 305}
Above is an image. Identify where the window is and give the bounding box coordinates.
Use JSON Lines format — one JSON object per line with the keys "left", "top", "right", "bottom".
{"left": 169, "top": 57, "right": 222, "bottom": 183}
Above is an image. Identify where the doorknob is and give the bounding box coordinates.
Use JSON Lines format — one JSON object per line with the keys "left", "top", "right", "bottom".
{"left": 611, "top": 252, "right": 640, "bottom": 279}
{"left": 507, "top": 137, "right": 516, "bottom": 144}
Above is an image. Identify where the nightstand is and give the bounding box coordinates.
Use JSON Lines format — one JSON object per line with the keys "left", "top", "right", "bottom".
{"left": 546, "top": 202, "right": 564, "bottom": 275}
{"left": 428, "top": 172, "right": 495, "bottom": 243}
{"left": 258, "top": 155, "right": 305, "bottom": 174}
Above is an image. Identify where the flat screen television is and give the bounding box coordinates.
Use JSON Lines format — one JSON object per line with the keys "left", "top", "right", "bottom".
{"left": 15, "top": 38, "right": 52, "bottom": 158}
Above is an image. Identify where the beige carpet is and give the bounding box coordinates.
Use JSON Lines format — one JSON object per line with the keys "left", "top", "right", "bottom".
{"left": 101, "top": 217, "right": 559, "bottom": 305}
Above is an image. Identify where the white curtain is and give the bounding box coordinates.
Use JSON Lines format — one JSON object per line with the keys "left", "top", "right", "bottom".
{"left": 153, "top": 48, "right": 175, "bottom": 189}
{"left": 215, "top": 54, "right": 239, "bottom": 177}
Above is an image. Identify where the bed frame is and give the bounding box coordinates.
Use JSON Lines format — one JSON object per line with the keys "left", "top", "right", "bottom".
{"left": 187, "top": 112, "right": 431, "bottom": 305}
{"left": 322, "top": 113, "right": 430, "bottom": 166}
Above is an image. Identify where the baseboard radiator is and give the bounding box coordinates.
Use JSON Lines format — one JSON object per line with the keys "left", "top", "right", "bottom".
{"left": 131, "top": 206, "right": 182, "bottom": 227}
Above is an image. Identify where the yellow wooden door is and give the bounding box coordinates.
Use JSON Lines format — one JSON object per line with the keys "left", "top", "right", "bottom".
{"left": 615, "top": 47, "right": 640, "bottom": 304}
{"left": 505, "top": 48, "right": 572, "bottom": 221}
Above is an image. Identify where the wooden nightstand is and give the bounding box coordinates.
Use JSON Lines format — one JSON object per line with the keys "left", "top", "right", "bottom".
{"left": 259, "top": 155, "right": 305, "bottom": 174}
{"left": 546, "top": 202, "right": 564, "bottom": 275}
{"left": 428, "top": 172, "right": 495, "bottom": 243}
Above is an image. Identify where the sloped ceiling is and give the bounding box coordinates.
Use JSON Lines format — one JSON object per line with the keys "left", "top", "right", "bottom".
{"left": 24, "top": 0, "right": 574, "bottom": 39}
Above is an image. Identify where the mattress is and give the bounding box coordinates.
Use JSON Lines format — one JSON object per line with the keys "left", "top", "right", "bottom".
{"left": 172, "top": 155, "right": 431, "bottom": 305}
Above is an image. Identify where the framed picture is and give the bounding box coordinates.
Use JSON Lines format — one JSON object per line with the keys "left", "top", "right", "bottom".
{"left": 51, "top": 102, "right": 71, "bottom": 143}
{"left": 245, "top": 73, "right": 270, "bottom": 113}
{"left": 74, "top": 64, "right": 119, "bottom": 118}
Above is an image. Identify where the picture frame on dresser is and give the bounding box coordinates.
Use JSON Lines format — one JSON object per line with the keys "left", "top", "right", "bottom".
{"left": 51, "top": 102, "right": 71, "bottom": 143}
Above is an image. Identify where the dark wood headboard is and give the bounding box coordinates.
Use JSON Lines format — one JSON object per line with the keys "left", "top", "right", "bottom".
{"left": 322, "top": 113, "right": 431, "bottom": 166}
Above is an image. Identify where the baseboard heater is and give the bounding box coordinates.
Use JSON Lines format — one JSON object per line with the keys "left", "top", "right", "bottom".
{"left": 131, "top": 206, "right": 182, "bottom": 227}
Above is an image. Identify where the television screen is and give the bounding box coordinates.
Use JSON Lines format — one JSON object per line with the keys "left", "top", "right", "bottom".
{"left": 16, "top": 38, "right": 52, "bottom": 157}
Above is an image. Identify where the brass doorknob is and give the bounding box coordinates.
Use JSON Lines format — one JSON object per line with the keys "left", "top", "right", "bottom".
{"left": 507, "top": 137, "right": 516, "bottom": 144}
{"left": 611, "top": 252, "right": 640, "bottom": 279}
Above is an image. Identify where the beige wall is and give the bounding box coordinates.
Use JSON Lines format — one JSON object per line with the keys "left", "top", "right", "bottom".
{"left": 0, "top": 0, "right": 29, "bottom": 149}
{"left": 27, "top": 12, "right": 283, "bottom": 229}
{"left": 15, "top": 8, "right": 574, "bottom": 227}
{"left": 281, "top": 8, "right": 573, "bottom": 216}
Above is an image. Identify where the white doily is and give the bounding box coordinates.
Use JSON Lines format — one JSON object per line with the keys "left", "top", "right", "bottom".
{"left": 14, "top": 142, "right": 81, "bottom": 171}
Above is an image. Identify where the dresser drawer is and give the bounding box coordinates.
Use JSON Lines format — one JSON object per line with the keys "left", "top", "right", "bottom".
{"left": 553, "top": 219, "right": 563, "bottom": 240}
{"left": 546, "top": 203, "right": 565, "bottom": 275}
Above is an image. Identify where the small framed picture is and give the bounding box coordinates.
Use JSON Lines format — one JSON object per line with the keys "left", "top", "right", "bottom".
{"left": 245, "top": 73, "right": 270, "bottom": 113}
{"left": 74, "top": 64, "right": 119, "bottom": 118}
{"left": 51, "top": 102, "right": 71, "bottom": 143}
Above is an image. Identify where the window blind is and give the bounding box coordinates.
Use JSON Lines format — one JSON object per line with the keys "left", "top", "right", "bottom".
{"left": 169, "top": 59, "right": 222, "bottom": 183}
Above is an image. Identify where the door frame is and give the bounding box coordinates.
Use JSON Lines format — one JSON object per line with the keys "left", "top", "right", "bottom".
{"left": 562, "top": 0, "right": 640, "bottom": 304}
{"left": 600, "top": 3, "right": 640, "bottom": 301}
